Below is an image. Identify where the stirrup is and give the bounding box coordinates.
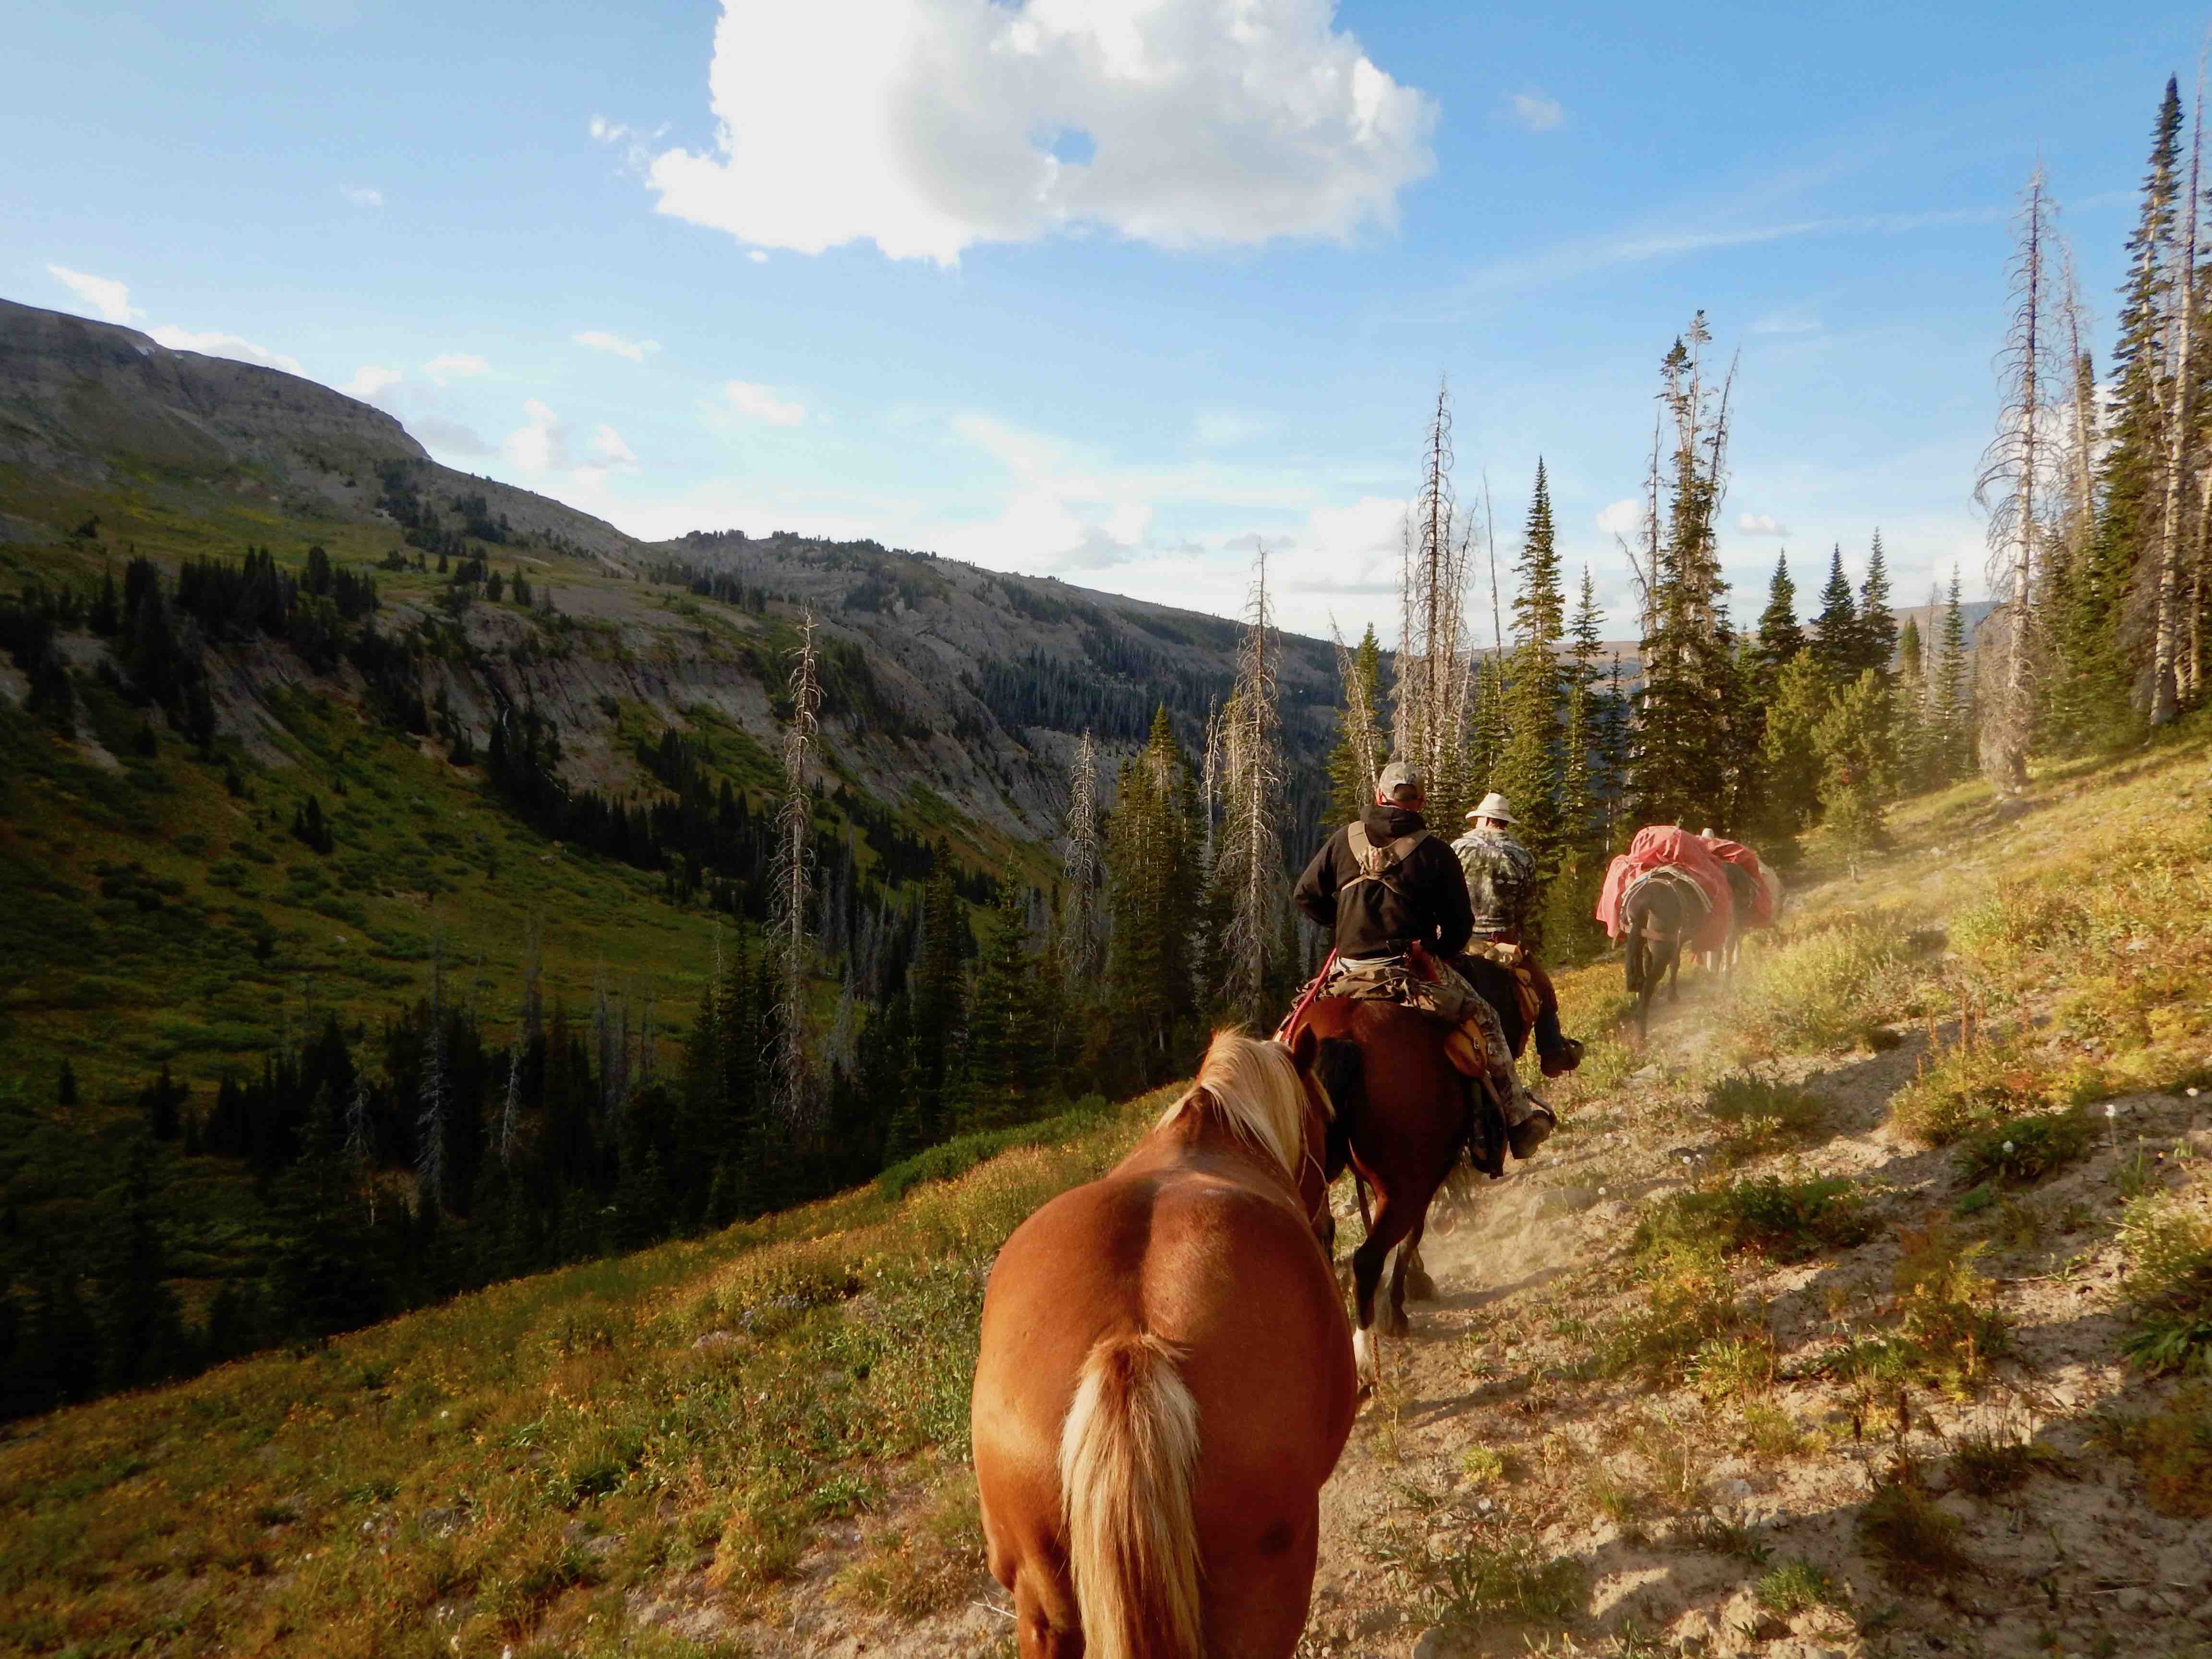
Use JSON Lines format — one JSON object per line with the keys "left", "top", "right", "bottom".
{"left": 1507, "top": 1102, "right": 1556, "bottom": 1160}
{"left": 1540, "top": 1037, "right": 1585, "bottom": 1078}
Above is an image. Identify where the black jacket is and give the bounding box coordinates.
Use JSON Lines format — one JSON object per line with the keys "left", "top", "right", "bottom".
{"left": 1292, "top": 805, "right": 1475, "bottom": 961}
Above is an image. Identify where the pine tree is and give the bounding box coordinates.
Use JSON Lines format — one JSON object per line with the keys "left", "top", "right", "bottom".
{"left": 1858, "top": 532, "right": 1899, "bottom": 677}
{"left": 1894, "top": 613, "right": 1933, "bottom": 793}
{"left": 1103, "top": 708, "right": 1202, "bottom": 1091}
{"left": 1325, "top": 624, "right": 1386, "bottom": 823}
{"left": 1811, "top": 546, "right": 1859, "bottom": 678}
{"left": 1758, "top": 649, "right": 1830, "bottom": 833}
{"left": 1815, "top": 669, "right": 1896, "bottom": 877}
{"left": 1630, "top": 313, "right": 1739, "bottom": 829}
{"left": 1393, "top": 382, "right": 1478, "bottom": 823}
{"left": 907, "top": 865, "right": 967, "bottom": 1147}
{"left": 1494, "top": 463, "right": 1566, "bottom": 876}
{"left": 1213, "top": 550, "right": 1286, "bottom": 1028}
{"left": 962, "top": 891, "right": 1046, "bottom": 1129}
{"left": 1932, "top": 570, "right": 1972, "bottom": 781}
{"left": 1755, "top": 552, "right": 1805, "bottom": 681}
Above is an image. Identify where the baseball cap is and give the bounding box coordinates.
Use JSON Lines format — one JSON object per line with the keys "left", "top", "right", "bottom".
{"left": 1376, "top": 760, "right": 1423, "bottom": 800}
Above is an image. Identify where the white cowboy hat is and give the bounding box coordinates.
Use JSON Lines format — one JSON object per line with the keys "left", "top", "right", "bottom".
{"left": 1466, "top": 792, "right": 1515, "bottom": 824}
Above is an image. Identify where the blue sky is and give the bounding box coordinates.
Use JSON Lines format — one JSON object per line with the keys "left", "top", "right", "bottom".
{"left": 7, "top": 0, "right": 2203, "bottom": 642}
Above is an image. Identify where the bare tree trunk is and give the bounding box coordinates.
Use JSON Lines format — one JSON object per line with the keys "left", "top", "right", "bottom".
{"left": 1059, "top": 730, "right": 1103, "bottom": 977}
{"left": 768, "top": 611, "right": 821, "bottom": 1128}
{"left": 1329, "top": 622, "right": 1381, "bottom": 801}
{"left": 2154, "top": 86, "right": 2205, "bottom": 723}
{"left": 1219, "top": 549, "right": 1283, "bottom": 1024}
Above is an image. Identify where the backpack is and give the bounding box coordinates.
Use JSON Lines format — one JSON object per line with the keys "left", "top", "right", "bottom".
{"left": 1343, "top": 820, "right": 1430, "bottom": 900}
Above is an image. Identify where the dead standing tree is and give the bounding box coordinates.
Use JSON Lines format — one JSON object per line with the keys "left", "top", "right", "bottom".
{"left": 1975, "top": 168, "right": 2063, "bottom": 788}
{"left": 1393, "top": 379, "right": 1478, "bottom": 821}
{"left": 1058, "top": 730, "right": 1104, "bottom": 980}
{"left": 767, "top": 611, "right": 823, "bottom": 1129}
{"left": 2153, "top": 81, "right": 2207, "bottom": 724}
{"left": 1215, "top": 547, "right": 1285, "bottom": 1026}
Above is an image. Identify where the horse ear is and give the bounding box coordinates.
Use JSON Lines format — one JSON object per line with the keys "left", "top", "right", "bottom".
{"left": 1286, "top": 1024, "right": 1319, "bottom": 1075}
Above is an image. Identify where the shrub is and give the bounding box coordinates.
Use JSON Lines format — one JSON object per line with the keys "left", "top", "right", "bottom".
{"left": 838, "top": 1474, "right": 986, "bottom": 1616}
{"left": 1858, "top": 1477, "right": 1971, "bottom": 1582}
{"left": 2090, "top": 1389, "right": 2212, "bottom": 1517}
{"left": 1889, "top": 1035, "right": 2068, "bottom": 1146}
{"left": 1755, "top": 1557, "right": 1841, "bottom": 1614}
{"left": 1635, "top": 1177, "right": 1874, "bottom": 1265}
{"left": 1388, "top": 1518, "right": 1586, "bottom": 1627}
{"left": 1704, "top": 1072, "right": 1828, "bottom": 1161}
{"left": 1948, "top": 1428, "right": 2061, "bottom": 1496}
{"left": 1731, "top": 910, "right": 1915, "bottom": 1052}
{"left": 1953, "top": 1108, "right": 2095, "bottom": 1189}
{"left": 2118, "top": 1187, "right": 2212, "bottom": 1376}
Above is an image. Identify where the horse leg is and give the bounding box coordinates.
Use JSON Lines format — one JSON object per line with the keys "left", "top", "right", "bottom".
{"left": 1668, "top": 944, "right": 1683, "bottom": 1002}
{"left": 1349, "top": 1190, "right": 1420, "bottom": 1390}
{"left": 1393, "top": 1212, "right": 1433, "bottom": 1323}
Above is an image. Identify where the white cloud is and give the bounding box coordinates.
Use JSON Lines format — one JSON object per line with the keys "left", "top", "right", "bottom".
{"left": 146, "top": 326, "right": 303, "bottom": 374}
{"left": 642, "top": 0, "right": 1438, "bottom": 264}
{"left": 505, "top": 399, "right": 573, "bottom": 472}
{"left": 747, "top": 250, "right": 768, "bottom": 264}
{"left": 422, "top": 352, "right": 489, "bottom": 382}
{"left": 47, "top": 264, "right": 137, "bottom": 324}
{"left": 1736, "top": 512, "right": 1790, "bottom": 536}
{"left": 722, "top": 381, "right": 806, "bottom": 426}
{"left": 342, "top": 364, "right": 404, "bottom": 401}
{"left": 1503, "top": 90, "right": 1563, "bottom": 132}
{"left": 590, "top": 423, "right": 638, "bottom": 466}
{"left": 342, "top": 185, "right": 385, "bottom": 207}
{"left": 1596, "top": 498, "right": 1642, "bottom": 538}
{"left": 574, "top": 329, "right": 661, "bottom": 362}
{"left": 412, "top": 417, "right": 494, "bottom": 458}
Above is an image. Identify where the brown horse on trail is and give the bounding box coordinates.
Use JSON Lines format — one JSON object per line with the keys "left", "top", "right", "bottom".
{"left": 972, "top": 1031, "right": 1354, "bottom": 1659}
{"left": 1293, "top": 997, "right": 1495, "bottom": 1390}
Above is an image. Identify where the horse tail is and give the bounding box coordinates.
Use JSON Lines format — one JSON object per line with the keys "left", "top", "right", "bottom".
{"left": 1058, "top": 1332, "right": 1205, "bottom": 1659}
{"left": 1315, "top": 1036, "right": 1364, "bottom": 1177}
{"left": 1624, "top": 901, "right": 1646, "bottom": 994}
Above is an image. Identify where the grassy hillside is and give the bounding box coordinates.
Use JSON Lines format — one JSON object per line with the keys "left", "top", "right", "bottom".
{"left": 7, "top": 728, "right": 2208, "bottom": 1658}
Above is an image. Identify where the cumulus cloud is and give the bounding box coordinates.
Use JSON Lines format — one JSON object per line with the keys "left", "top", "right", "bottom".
{"left": 590, "top": 423, "right": 638, "bottom": 466}
{"left": 1736, "top": 512, "right": 1790, "bottom": 536}
{"left": 47, "top": 264, "right": 137, "bottom": 324}
{"left": 1503, "top": 90, "right": 1563, "bottom": 132}
{"left": 1596, "top": 498, "right": 1642, "bottom": 538}
{"left": 640, "top": 0, "right": 1438, "bottom": 264}
{"left": 574, "top": 330, "right": 661, "bottom": 362}
{"left": 505, "top": 399, "right": 573, "bottom": 472}
{"left": 722, "top": 381, "right": 805, "bottom": 426}
{"left": 423, "top": 352, "right": 489, "bottom": 382}
{"left": 342, "top": 364, "right": 403, "bottom": 401}
{"left": 147, "top": 326, "right": 303, "bottom": 374}
{"left": 342, "top": 185, "right": 385, "bottom": 207}
{"left": 412, "top": 417, "right": 494, "bottom": 458}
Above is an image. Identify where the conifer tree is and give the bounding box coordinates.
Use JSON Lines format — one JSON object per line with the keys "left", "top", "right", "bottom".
{"left": 1811, "top": 546, "right": 1859, "bottom": 678}
{"left": 1932, "top": 569, "right": 1972, "bottom": 781}
{"left": 1569, "top": 567, "right": 1607, "bottom": 688}
{"left": 1815, "top": 669, "right": 1896, "bottom": 877}
{"left": 1630, "top": 313, "right": 1739, "bottom": 829}
{"left": 1894, "top": 613, "right": 1933, "bottom": 792}
{"left": 1495, "top": 463, "right": 1566, "bottom": 873}
{"left": 907, "top": 865, "right": 967, "bottom": 1146}
{"left": 1214, "top": 550, "right": 1286, "bottom": 1028}
{"left": 1325, "top": 624, "right": 1386, "bottom": 823}
{"left": 1393, "top": 382, "right": 1478, "bottom": 823}
{"left": 1755, "top": 552, "right": 1805, "bottom": 682}
{"left": 1758, "top": 649, "right": 1830, "bottom": 833}
{"left": 961, "top": 891, "right": 1045, "bottom": 1129}
{"left": 1058, "top": 732, "right": 1104, "bottom": 981}
{"left": 1103, "top": 708, "right": 1202, "bottom": 1089}
{"left": 766, "top": 612, "right": 822, "bottom": 1129}
{"left": 1857, "top": 532, "right": 1898, "bottom": 677}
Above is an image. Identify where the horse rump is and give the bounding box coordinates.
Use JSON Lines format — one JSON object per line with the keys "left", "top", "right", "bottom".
{"left": 1057, "top": 1332, "right": 1204, "bottom": 1659}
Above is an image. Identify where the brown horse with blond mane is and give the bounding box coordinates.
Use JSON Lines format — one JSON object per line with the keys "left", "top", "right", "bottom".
{"left": 971, "top": 1029, "right": 1355, "bottom": 1659}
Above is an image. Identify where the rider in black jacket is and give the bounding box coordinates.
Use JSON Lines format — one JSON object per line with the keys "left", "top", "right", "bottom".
{"left": 1292, "top": 761, "right": 1473, "bottom": 962}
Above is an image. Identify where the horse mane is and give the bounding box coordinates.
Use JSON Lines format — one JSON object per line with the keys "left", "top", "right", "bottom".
{"left": 1156, "top": 1031, "right": 1322, "bottom": 1180}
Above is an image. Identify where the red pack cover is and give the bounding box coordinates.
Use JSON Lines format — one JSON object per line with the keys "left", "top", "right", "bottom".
{"left": 1595, "top": 827, "right": 1735, "bottom": 951}
{"left": 1698, "top": 835, "right": 1775, "bottom": 927}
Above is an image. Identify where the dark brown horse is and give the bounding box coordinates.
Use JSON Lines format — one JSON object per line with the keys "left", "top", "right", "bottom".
{"left": 1294, "top": 998, "right": 1494, "bottom": 1389}
{"left": 972, "top": 1031, "right": 1353, "bottom": 1659}
{"left": 1623, "top": 876, "right": 1693, "bottom": 1037}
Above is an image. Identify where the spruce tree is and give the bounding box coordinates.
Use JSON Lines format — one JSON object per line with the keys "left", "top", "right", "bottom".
{"left": 1815, "top": 669, "right": 1896, "bottom": 877}
{"left": 1755, "top": 552, "right": 1805, "bottom": 681}
{"left": 1894, "top": 613, "right": 1932, "bottom": 792}
{"left": 1103, "top": 708, "right": 1202, "bottom": 1091}
{"left": 1324, "top": 625, "right": 1386, "bottom": 824}
{"left": 1857, "top": 532, "right": 1899, "bottom": 677}
{"left": 959, "top": 891, "right": 1043, "bottom": 1130}
{"left": 1932, "top": 569, "right": 1972, "bottom": 781}
{"left": 1495, "top": 465, "right": 1566, "bottom": 875}
{"left": 1811, "top": 546, "right": 1859, "bottom": 678}
{"left": 1570, "top": 567, "right": 1606, "bottom": 688}
{"left": 1759, "top": 649, "right": 1831, "bottom": 833}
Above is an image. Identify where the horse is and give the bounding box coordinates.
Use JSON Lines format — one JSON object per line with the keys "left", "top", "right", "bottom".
{"left": 972, "top": 1030, "right": 1353, "bottom": 1659}
{"left": 1702, "top": 863, "right": 1759, "bottom": 974}
{"left": 1623, "top": 875, "right": 1693, "bottom": 1038}
{"left": 1293, "top": 997, "right": 1494, "bottom": 1390}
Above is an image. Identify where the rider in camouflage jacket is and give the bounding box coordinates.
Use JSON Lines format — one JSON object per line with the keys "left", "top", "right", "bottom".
{"left": 1450, "top": 793, "right": 1583, "bottom": 1079}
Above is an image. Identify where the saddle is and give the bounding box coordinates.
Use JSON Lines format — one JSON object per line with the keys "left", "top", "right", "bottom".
{"left": 1624, "top": 866, "right": 1710, "bottom": 943}
{"left": 1465, "top": 937, "right": 1544, "bottom": 1031}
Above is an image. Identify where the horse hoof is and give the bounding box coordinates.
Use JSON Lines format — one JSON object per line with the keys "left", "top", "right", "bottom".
{"left": 1405, "top": 1270, "right": 1438, "bottom": 1301}
{"left": 1384, "top": 1312, "right": 1411, "bottom": 1338}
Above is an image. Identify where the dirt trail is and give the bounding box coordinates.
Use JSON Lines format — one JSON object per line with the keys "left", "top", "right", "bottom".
{"left": 1292, "top": 958, "right": 2212, "bottom": 1659}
